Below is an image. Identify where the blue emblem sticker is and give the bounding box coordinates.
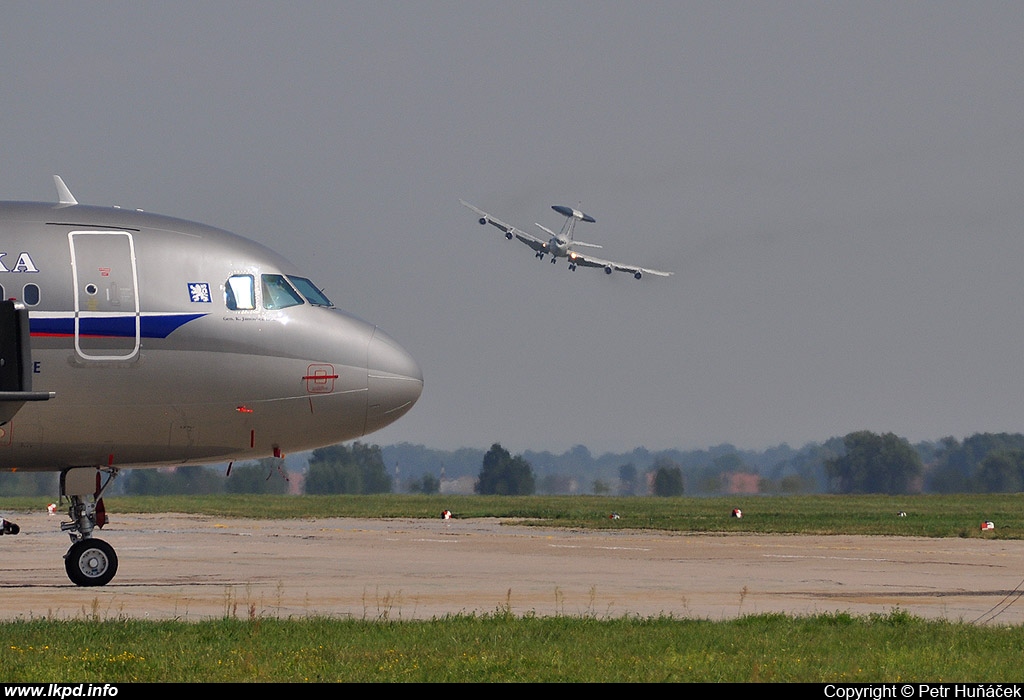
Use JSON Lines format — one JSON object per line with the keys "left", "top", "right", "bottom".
{"left": 188, "top": 282, "right": 211, "bottom": 303}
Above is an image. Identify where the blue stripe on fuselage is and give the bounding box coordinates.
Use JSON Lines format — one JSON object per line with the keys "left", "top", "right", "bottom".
{"left": 30, "top": 313, "right": 206, "bottom": 339}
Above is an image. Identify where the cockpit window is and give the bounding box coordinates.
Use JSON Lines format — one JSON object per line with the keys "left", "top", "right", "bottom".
{"left": 287, "top": 275, "right": 334, "bottom": 307}
{"left": 261, "top": 274, "right": 304, "bottom": 310}
{"left": 225, "top": 275, "right": 256, "bottom": 310}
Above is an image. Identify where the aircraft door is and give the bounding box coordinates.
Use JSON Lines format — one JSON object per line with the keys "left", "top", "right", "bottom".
{"left": 68, "top": 232, "right": 141, "bottom": 361}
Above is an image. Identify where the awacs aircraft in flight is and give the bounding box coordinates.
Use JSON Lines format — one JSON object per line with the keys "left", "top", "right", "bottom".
{"left": 0, "top": 177, "right": 423, "bottom": 586}
{"left": 460, "top": 200, "right": 672, "bottom": 279}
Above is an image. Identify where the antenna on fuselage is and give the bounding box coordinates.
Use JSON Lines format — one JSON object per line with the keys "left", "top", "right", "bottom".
{"left": 551, "top": 204, "right": 595, "bottom": 242}
{"left": 53, "top": 175, "right": 78, "bottom": 206}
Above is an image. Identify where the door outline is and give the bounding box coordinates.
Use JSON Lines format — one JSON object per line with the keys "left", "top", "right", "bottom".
{"left": 68, "top": 231, "right": 141, "bottom": 361}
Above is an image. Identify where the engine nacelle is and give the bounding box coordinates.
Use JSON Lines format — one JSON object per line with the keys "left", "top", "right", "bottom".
{"left": 604, "top": 266, "right": 613, "bottom": 275}
{"left": 505, "top": 231, "right": 513, "bottom": 240}
{"left": 634, "top": 271, "right": 642, "bottom": 280}
{"left": 478, "top": 217, "right": 487, "bottom": 225}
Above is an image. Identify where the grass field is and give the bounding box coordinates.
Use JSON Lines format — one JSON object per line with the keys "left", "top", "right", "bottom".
{"left": 3, "top": 492, "right": 1019, "bottom": 538}
{"left": 2, "top": 493, "right": 1023, "bottom": 682}
{"left": 3, "top": 610, "right": 1024, "bottom": 682}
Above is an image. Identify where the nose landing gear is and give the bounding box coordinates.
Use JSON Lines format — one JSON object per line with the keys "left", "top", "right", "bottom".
{"left": 60, "top": 467, "right": 119, "bottom": 586}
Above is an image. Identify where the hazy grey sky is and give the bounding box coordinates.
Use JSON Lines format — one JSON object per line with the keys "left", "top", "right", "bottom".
{"left": 3, "top": 2, "right": 1024, "bottom": 455}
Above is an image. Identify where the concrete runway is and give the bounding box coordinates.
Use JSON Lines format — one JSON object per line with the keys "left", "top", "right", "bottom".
{"left": 3, "top": 510, "right": 1024, "bottom": 623}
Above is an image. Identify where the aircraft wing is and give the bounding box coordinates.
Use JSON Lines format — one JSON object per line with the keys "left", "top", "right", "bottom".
{"left": 460, "top": 200, "right": 549, "bottom": 251}
{"left": 460, "top": 199, "right": 672, "bottom": 279}
{"left": 569, "top": 250, "right": 674, "bottom": 279}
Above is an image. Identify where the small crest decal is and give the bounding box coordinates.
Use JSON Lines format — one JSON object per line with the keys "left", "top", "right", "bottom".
{"left": 188, "top": 282, "right": 211, "bottom": 303}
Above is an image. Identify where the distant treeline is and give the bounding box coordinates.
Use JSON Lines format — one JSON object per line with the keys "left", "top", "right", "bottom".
{"left": 5, "top": 431, "right": 1024, "bottom": 497}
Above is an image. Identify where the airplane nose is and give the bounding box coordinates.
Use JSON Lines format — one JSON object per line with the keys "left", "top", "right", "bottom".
{"left": 365, "top": 327, "right": 423, "bottom": 434}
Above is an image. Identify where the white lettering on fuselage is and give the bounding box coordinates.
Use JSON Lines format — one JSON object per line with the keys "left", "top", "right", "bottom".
{"left": 0, "top": 252, "right": 39, "bottom": 273}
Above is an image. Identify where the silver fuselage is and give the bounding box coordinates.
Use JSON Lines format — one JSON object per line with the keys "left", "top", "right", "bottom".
{"left": 0, "top": 201, "right": 422, "bottom": 471}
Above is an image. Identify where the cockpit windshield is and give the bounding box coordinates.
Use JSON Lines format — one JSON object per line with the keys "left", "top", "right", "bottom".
{"left": 261, "top": 274, "right": 304, "bottom": 310}
{"left": 287, "top": 275, "right": 334, "bottom": 307}
{"left": 225, "top": 273, "right": 333, "bottom": 310}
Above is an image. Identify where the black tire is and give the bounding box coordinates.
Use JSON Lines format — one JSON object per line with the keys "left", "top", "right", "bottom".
{"left": 64, "top": 539, "right": 118, "bottom": 587}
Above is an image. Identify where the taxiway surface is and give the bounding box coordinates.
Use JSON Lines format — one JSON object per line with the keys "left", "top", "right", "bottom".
{"left": 2, "top": 511, "right": 1023, "bottom": 623}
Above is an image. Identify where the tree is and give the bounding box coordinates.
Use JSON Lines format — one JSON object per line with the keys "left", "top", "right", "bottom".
{"left": 538, "top": 473, "right": 575, "bottom": 494}
{"left": 121, "top": 465, "right": 225, "bottom": 495}
{"left": 475, "top": 443, "right": 535, "bottom": 495}
{"left": 408, "top": 473, "right": 441, "bottom": 494}
{"left": 618, "top": 463, "right": 638, "bottom": 496}
{"left": 225, "top": 459, "right": 291, "bottom": 494}
{"left": 976, "top": 451, "right": 1024, "bottom": 493}
{"left": 651, "top": 455, "right": 684, "bottom": 497}
{"left": 928, "top": 434, "right": 1024, "bottom": 493}
{"left": 652, "top": 466, "right": 684, "bottom": 496}
{"left": 0, "top": 471, "right": 57, "bottom": 497}
{"left": 826, "top": 431, "right": 922, "bottom": 494}
{"left": 305, "top": 442, "right": 392, "bottom": 494}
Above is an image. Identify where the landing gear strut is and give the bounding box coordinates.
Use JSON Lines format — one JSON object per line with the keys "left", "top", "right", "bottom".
{"left": 60, "top": 467, "right": 119, "bottom": 586}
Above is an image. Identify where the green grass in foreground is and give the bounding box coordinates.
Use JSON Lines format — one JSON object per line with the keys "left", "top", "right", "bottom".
{"left": 2, "top": 493, "right": 1020, "bottom": 538}
{"left": 3, "top": 611, "right": 1024, "bottom": 682}
{"left": 3, "top": 494, "right": 1023, "bottom": 682}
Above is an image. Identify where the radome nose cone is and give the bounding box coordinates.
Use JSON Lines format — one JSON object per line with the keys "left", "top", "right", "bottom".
{"left": 365, "top": 328, "right": 423, "bottom": 434}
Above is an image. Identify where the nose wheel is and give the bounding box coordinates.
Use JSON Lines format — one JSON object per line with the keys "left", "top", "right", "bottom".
{"left": 64, "top": 538, "right": 118, "bottom": 587}
{"left": 59, "top": 467, "right": 119, "bottom": 586}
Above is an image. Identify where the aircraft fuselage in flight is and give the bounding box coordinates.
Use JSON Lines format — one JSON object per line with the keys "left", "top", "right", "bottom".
{"left": 460, "top": 200, "right": 673, "bottom": 279}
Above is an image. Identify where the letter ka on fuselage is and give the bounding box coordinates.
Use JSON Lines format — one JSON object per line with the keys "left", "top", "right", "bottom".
{"left": 0, "top": 198, "right": 423, "bottom": 472}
